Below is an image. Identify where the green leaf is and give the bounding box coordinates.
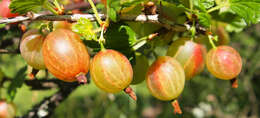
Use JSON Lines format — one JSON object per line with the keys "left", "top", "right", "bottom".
{"left": 7, "top": 66, "right": 27, "bottom": 101}
{"left": 198, "top": 12, "right": 211, "bottom": 27}
{"left": 104, "top": 23, "right": 135, "bottom": 58}
{"left": 229, "top": 0, "right": 260, "bottom": 25}
{"left": 158, "top": 1, "right": 187, "bottom": 25}
{"left": 108, "top": 8, "right": 117, "bottom": 22}
{"left": 119, "top": 25, "right": 136, "bottom": 46}
{"left": 72, "top": 18, "right": 97, "bottom": 41}
{"left": 10, "top": 0, "right": 47, "bottom": 14}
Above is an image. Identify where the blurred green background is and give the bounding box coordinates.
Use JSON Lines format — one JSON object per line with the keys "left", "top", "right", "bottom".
{"left": 0, "top": 23, "right": 260, "bottom": 118}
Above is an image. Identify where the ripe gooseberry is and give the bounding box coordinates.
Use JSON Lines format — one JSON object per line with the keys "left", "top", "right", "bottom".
{"left": 90, "top": 49, "right": 136, "bottom": 100}
{"left": 167, "top": 38, "right": 206, "bottom": 80}
{"left": 206, "top": 46, "right": 242, "bottom": 80}
{"left": 146, "top": 56, "right": 185, "bottom": 114}
{"left": 20, "top": 29, "right": 46, "bottom": 70}
{"left": 53, "top": 21, "right": 72, "bottom": 30}
{"left": 0, "top": 0, "right": 19, "bottom": 18}
{"left": 42, "top": 29, "right": 90, "bottom": 82}
{"left": 0, "top": 100, "right": 16, "bottom": 118}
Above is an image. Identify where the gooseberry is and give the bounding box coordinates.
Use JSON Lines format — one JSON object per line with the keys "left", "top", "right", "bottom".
{"left": 0, "top": 100, "right": 16, "bottom": 118}
{"left": 20, "top": 29, "right": 46, "bottom": 70}
{"left": 206, "top": 46, "right": 242, "bottom": 80}
{"left": 146, "top": 56, "right": 185, "bottom": 114}
{"left": 42, "top": 29, "right": 90, "bottom": 82}
{"left": 167, "top": 38, "right": 206, "bottom": 80}
{"left": 90, "top": 49, "right": 136, "bottom": 100}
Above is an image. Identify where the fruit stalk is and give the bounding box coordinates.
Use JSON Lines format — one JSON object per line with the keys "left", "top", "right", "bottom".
{"left": 231, "top": 78, "right": 238, "bottom": 88}
{"left": 124, "top": 87, "right": 137, "bottom": 101}
{"left": 171, "top": 100, "right": 182, "bottom": 114}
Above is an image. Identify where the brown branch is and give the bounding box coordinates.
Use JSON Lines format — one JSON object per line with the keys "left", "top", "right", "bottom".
{"left": 0, "top": 49, "right": 19, "bottom": 54}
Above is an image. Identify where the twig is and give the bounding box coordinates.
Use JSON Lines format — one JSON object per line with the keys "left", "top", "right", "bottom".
{"left": 0, "top": 14, "right": 188, "bottom": 31}
{"left": 0, "top": 49, "right": 19, "bottom": 54}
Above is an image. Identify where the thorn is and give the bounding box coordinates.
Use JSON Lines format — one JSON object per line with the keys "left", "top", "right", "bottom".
{"left": 124, "top": 87, "right": 137, "bottom": 101}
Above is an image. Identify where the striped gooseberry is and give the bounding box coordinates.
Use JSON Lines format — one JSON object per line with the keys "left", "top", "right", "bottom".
{"left": 20, "top": 29, "right": 46, "bottom": 70}
{"left": 167, "top": 38, "right": 206, "bottom": 80}
{"left": 146, "top": 56, "right": 185, "bottom": 114}
{"left": 42, "top": 29, "right": 90, "bottom": 82}
{"left": 206, "top": 46, "right": 242, "bottom": 80}
{"left": 90, "top": 49, "right": 136, "bottom": 100}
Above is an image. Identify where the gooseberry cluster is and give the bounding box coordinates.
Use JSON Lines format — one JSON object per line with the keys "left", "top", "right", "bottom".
{"left": 19, "top": 21, "right": 242, "bottom": 114}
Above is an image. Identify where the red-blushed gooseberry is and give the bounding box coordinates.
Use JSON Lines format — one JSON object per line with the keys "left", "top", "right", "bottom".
{"left": 146, "top": 56, "right": 185, "bottom": 114}
{"left": 206, "top": 46, "right": 242, "bottom": 80}
{"left": 0, "top": 0, "right": 19, "bottom": 18}
{"left": 167, "top": 38, "right": 206, "bottom": 80}
{"left": 90, "top": 49, "right": 136, "bottom": 100}
{"left": 42, "top": 29, "right": 90, "bottom": 82}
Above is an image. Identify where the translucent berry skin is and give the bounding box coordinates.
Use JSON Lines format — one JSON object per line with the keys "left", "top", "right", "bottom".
{"left": 146, "top": 56, "right": 185, "bottom": 101}
{"left": 0, "top": 100, "right": 16, "bottom": 118}
{"left": 20, "top": 29, "right": 45, "bottom": 70}
{"left": 0, "top": 0, "right": 19, "bottom": 18}
{"left": 167, "top": 39, "right": 206, "bottom": 80}
{"left": 206, "top": 46, "right": 242, "bottom": 80}
{"left": 90, "top": 49, "right": 133, "bottom": 93}
{"left": 42, "top": 29, "right": 90, "bottom": 82}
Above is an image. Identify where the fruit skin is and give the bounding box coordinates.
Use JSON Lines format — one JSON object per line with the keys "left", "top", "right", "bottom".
{"left": 0, "top": 0, "right": 19, "bottom": 18}
{"left": 42, "top": 29, "right": 90, "bottom": 82}
{"left": 0, "top": 100, "right": 16, "bottom": 118}
{"left": 90, "top": 49, "right": 133, "bottom": 93}
{"left": 20, "top": 29, "right": 46, "bottom": 70}
{"left": 146, "top": 56, "right": 185, "bottom": 101}
{"left": 206, "top": 46, "right": 242, "bottom": 80}
{"left": 53, "top": 21, "right": 72, "bottom": 30}
{"left": 167, "top": 38, "right": 206, "bottom": 80}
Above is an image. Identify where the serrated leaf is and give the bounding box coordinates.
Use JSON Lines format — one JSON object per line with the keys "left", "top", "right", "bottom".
{"left": 7, "top": 66, "right": 27, "bottom": 101}
{"left": 72, "top": 18, "right": 97, "bottom": 40}
{"left": 198, "top": 12, "right": 211, "bottom": 27}
{"left": 230, "top": 0, "right": 260, "bottom": 25}
{"left": 104, "top": 23, "right": 135, "bottom": 58}
{"left": 119, "top": 25, "right": 136, "bottom": 46}
{"left": 10, "top": 0, "right": 47, "bottom": 14}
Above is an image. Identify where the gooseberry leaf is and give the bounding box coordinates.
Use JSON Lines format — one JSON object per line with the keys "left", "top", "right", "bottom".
{"left": 72, "top": 18, "right": 97, "bottom": 41}
{"left": 7, "top": 66, "right": 27, "bottom": 101}
{"left": 229, "top": 0, "right": 260, "bottom": 25}
{"left": 10, "top": 0, "right": 47, "bottom": 14}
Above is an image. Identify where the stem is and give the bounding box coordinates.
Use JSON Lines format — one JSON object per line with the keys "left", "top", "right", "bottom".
{"left": 132, "top": 33, "right": 158, "bottom": 50}
{"left": 207, "top": 4, "right": 228, "bottom": 13}
{"left": 99, "top": 25, "right": 106, "bottom": 51}
{"left": 189, "top": 0, "right": 193, "bottom": 11}
{"left": 124, "top": 87, "right": 137, "bottom": 101}
{"left": 171, "top": 100, "right": 182, "bottom": 114}
{"left": 44, "top": 2, "right": 58, "bottom": 15}
{"left": 231, "top": 78, "right": 238, "bottom": 88}
{"left": 53, "top": 0, "right": 63, "bottom": 14}
{"left": 88, "top": 0, "right": 103, "bottom": 25}
{"left": 28, "top": 68, "right": 39, "bottom": 80}
{"left": 208, "top": 35, "right": 217, "bottom": 49}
